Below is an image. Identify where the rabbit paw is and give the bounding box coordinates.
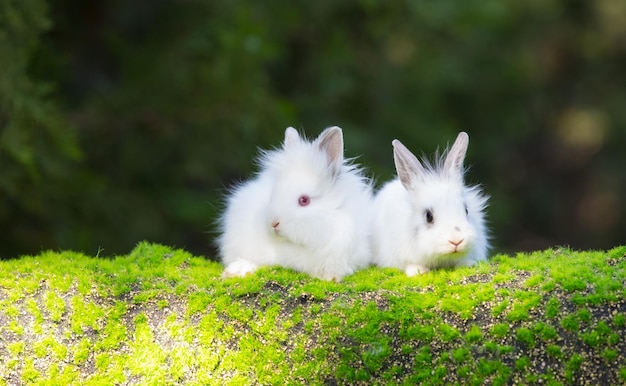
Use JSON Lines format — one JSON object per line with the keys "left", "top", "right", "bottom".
{"left": 405, "top": 264, "right": 429, "bottom": 277}
{"left": 223, "top": 259, "right": 258, "bottom": 278}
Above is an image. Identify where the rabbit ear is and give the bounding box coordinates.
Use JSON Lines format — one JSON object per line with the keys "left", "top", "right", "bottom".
{"left": 316, "top": 126, "right": 344, "bottom": 175}
{"left": 444, "top": 132, "right": 469, "bottom": 177}
{"left": 393, "top": 139, "right": 425, "bottom": 190}
{"left": 284, "top": 127, "right": 301, "bottom": 148}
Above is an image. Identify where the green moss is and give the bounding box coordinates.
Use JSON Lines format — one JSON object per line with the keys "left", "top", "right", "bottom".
{"left": 612, "top": 313, "right": 626, "bottom": 328}
{"left": 492, "top": 271, "right": 515, "bottom": 284}
{"left": 0, "top": 243, "right": 625, "bottom": 384}
{"left": 8, "top": 341, "right": 25, "bottom": 356}
{"left": 91, "top": 353, "right": 126, "bottom": 384}
{"left": 439, "top": 283, "right": 490, "bottom": 319}
{"left": 25, "top": 297, "right": 45, "bottom": 334}
{"left": 9, "top": 320, "right": 24, "bottom": 336}
{"left": 403, "top": 323, "right": 435, "bottom": 341}
{"left": 440, "top": 322, "right": 460, "bottom": 342}
{"left": 45, "top": 291, "right": 66, "bottom": 322}
{"left": 3, "top": 304, "right": 20, "bottom": 318}
{"left": 581, "top": 320, "right": 613, "bottom": 348}
{"left": 490, "top": 300, "right": 507, "bottom": 317}
{"left": 490, "top": 323, "right": 509, "bottom": 338}
{"left": 126, "top": 313, "right": 168, "bottom": 382}
{"left": 541, "top": 280, "right": 556, "bottom": 292}
{"left": 515, "top": 356, "right": 531, "bottom": 370}
{"left": 362, "top": 341, "right": 392, "bottom": 372}
{"left": 524, "top": 274, "right": 543, "bottom": 288}
{"left": 70, "top": 296, "right": 105, "bottom": 334}
{"left": 22, "top": 358, "right": 40, "bottom": 383}
{"left": 566, "top": 353, "right": 584, "bottom": 382}
{"left": 608, "top": 332, "right": 620, "bottom": 346}
{"left": 619, "top": 367, "right": 626, "bottom": 383}
{"left": 478, "top": 358, "right": 509, "bottom": 380}
{"left": 515, "top": 327, "right": 535, "bottom": 347}
{"left": 547, "top": 345, "right": 563, "bottom": 358}
{"left": 453, "top": 347, "right": 471, "bottom": 363}
{"left": 561, "top": 314, "right": 579, "bottom": 331}
{"left": 507, "top": 290, "right": 541, "bottom": 321}
{"left": 577, "top": 309, "right": 592, "bottom": 323}
{"left": 596, "top": 320, "right": 611, "bottom": 337}
{"left": 95, "top": 301, "right": 127, "bottom": 351}
{"left": 34, "top": 335, "right": 68, "bottom": 360}
{"left": 545, "top": 297, "right": 560, "bottom": 318}
{"left": 534, "top": 322, "right": 557, "bottom": 341}
{"left": 187, "top": 291, "right": 212, "bottom": 316}
{"left": 603, "top": 349, "right": 618, "bottom": 362}
{"left": 465, "top": 324, "right": 483, "bottom": 344}
{"left": 73, "top": 338, "right": 91, "bottom": 365}
{"left": 169, "top": 345, "right": 197, "bottom": 382}
{"left": 457, "top": 364, "right": 471, "bottom": 379}
{"left": 41, "top": 363, "right": 79, "bottom": 385}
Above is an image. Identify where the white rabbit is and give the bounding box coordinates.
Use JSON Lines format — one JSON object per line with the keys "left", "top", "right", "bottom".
{"left": 217, "top": 126, "right": 374, "bottom": 281}
{"left": 371, "top": 132, "right": 489, "bottom": 276}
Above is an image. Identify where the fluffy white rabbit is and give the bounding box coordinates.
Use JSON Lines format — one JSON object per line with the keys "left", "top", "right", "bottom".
{"left": 218, "top": 126, "right": 373, "bottom": 281}
{"left": 371, "top": 132, "right": 489, "bottom": 276}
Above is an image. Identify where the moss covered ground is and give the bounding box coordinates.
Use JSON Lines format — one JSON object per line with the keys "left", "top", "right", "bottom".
{"left": 0, "top": 242, "right": 625, "bottom": 385}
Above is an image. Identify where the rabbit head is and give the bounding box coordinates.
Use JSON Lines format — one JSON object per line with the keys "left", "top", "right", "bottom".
{"left": 393, "top": 132, "right": 488, "bottom": 264}
{"left": 262, "top": 126, "right": 356, "bottom": 249}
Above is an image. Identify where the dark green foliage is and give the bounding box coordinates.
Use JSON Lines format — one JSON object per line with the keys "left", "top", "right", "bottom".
{"left": 0, "top": 0, "right": 81, "bottom": 256}
{"left": 1, "top": 0, "right": 626, "bottom": 257}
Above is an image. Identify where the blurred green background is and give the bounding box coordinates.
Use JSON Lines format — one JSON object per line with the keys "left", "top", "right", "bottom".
{"left": 1, "top": 0, "right": 625, "bottom": 259}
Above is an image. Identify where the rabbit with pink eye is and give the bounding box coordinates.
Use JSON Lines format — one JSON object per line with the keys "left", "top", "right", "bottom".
{"left": 371, "top": 132, "right": 489, "bottom": 276}
{"left": 217, "top": 126, "right": 374, "bottom": 281}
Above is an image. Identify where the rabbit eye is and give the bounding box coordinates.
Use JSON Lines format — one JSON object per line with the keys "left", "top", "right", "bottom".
{"left": 465, "top": 206, "right": 469, "bottom": 216}
{"left": 298, "top": 195, "right": 311, "bottom": 207}
{"left": 425, "top": 209, "right": 434, "bottom": 224}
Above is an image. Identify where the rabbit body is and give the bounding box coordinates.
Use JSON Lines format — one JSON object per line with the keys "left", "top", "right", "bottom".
{"left": 372, "top": 132, "right": 489, "bottom": 276}
{"left": 218, "top": 126, "right": 373, "bottom": 281}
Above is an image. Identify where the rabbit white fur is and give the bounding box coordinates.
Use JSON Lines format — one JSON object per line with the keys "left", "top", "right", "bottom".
{"left": 218, "top": 126, "right": 373, "bottom": 281}
{"left": 371, "top": 132, "right": 489, "bottom": 276}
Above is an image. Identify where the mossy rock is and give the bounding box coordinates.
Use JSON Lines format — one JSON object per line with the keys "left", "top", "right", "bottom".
{"left": 1, "top": 242, "right": 625, "bottom": 385}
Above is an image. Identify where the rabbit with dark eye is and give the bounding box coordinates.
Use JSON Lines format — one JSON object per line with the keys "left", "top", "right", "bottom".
{"left": 217, "top": 126, "right": 374, "bottom": 281}
{"left": 371, "top": 132, "right": 490, "bottom": 276}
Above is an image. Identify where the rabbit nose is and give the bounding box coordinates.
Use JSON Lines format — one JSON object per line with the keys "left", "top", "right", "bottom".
{"left": 449, "top": 238, "right": 464, "bottom": 250}
{"left": 271, "top": 220, "right": 280, "bottom": 230}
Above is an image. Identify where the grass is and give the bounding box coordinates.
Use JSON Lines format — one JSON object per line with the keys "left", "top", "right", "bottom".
{"left": 0, "top": 242, "right": 624, "bottom": 384}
